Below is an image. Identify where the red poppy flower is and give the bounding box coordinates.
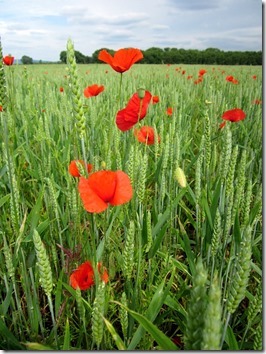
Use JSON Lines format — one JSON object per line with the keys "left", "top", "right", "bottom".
{"left": 194, "top": 77, "right": 203, "bottom": 84}
{"left": 69, "top": 160, "right": 93, "bottom": 177}
{"left": 78, "top": 170, "right": 133, "bottom": 213}
{"left": 187, "top": 75, "right": 193, "bottom": 80}
{"left": 226, "top": 75, "right": 234, "bottom": 82}
{"left": 116, "top": 90, "right": 152, "bottom": 131}
{"left": 232, "top": 79, "right": 238, "bottom": 84}
{"left": 222, "top": 108, "right": 246, "bottom": 122}
{"left": 253, "top": 99, "right": 262, "bottom": 104}
{"left": 198, "top": 69, "right": 207, "bottom": 76}
{"left": 98, "top": 48, "right": 143, "bottom": 73}
{"left": 252, "top": 75, "right": 257, "bottom": 80}
{"left": 0, "top": 105, "right": 3, "bottom": 112}
{"left": 70, "top": 261, "right": 108, "bottom": 290}
{"left": 59, "top": 87, "right": 64, "bottom": 92}
{"left": 152, "top": 95, "right": 159, "bottom": 104}
{"left": 84, "top": 84, "right": 104, "bottom": 98}
{"left": 134, "top": 126, "right": 160, "bottom": 145}
{"left": 181, "top": 70, "right": 186, "bottom": 75}
{"left": 3, "top": 55, "right": 14, "bottom": 65}
{"left": 166, "top": 107, "right": 173, "bottom": 116}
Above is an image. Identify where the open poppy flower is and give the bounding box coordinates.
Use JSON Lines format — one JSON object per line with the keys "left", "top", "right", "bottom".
{"left": 222, "top": 108, "right": 246, "bottom": 122}
{"left": 59, "top": 87, "right": 64, "bottom": 92}
{"left": 70, "top": 261, "right": 108, "bottom": 290}
{"left": 0, "top": 105, "right": 3, "bottom": 112}
{"left": 84, "top": 84, "right": 104, "bottom": 98}
{"left": 69, "top": 160, "right": 93, "bottom": 177}
{"left": 198, "top": 69, "right": 207, "bottom": 76}
{"left": 166, "top": 107, "right": 173, "bottom": 116}
{"left": 253, "top": 99, "right": 262, "bottom": 104}
{"left": 98, "top": 48, "right": 143, "bottom": 73}
{"left": 134, "top": 126, "right": 160, "bottom": 145}
{"left": 116, "top": 90, "right": 152, "bottom": 131}
{"left": 3, "top": 55, "right": 14, "bottom": 65}
{"left": 152, "top": 95, "right": 159, "bottom": 104}
{"left": 78, "top": 170, "right": 133, "bottom": 213}
{"left": 226, "top": 75, "right": 234, "bottom": 82}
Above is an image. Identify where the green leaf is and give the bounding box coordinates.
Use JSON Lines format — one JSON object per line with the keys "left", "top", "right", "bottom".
{"left": 63, "top": 318, "right": 70, "bottom": 350}
{"left": 0, "top": 193, "right": 10, "bottom": 208}
{"left": 127, "top": 269, "right": 175, "bottom": 350}
{"left": 224, "top": 325, "right": 239, "bottom": 350}
{"left": 0, "top": 317, "right": 25, "bottom": 349}
{"left": 119, "top": 305, "right": 178, "bottom": 350}
{"left": 103, "top": 316, "right": 126, "bottom": 350}
{"left": 149, "top": 188, "right": 187, "bottom": 259}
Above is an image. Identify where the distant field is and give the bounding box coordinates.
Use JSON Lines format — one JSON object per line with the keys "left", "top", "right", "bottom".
{"left": 0, "top": 58, "right": 262, "bottom": 350}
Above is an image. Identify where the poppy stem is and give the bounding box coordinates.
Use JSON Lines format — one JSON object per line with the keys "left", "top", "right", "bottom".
{"left": 137, "top": 98, "right": 143, "bottom": 126}
{"left": 118, "top": 73, "right": 123, "bottom": 107}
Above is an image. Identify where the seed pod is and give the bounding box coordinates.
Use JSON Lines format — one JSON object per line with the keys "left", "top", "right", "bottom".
{"left": 253, "top": 321, "right": 262, "bottom": 351}
{"left": 226, "top": 226, "right": 252, "bottom": 314}
{"left": 211, "top": 208, "right": 222, "bottom": 258}
{"left": 123, "top": 221, "right": 135, "bottom": 279}
{"left": 202, "top": 274, "right": 222, "bottom": 350}
{"left": 33, "top": 229, "right": 53, "bottom": 297}
{"left": 66, "top": 39, "right": 86, "bottom": 139}
{"left": 120, "top": 292, "right": 128, "bottom": 341}
{"left": 247, "top": 281, "right": 262, "bottom": 325}
{"left": 220, "top": 126, "right": 232, "bottom": 184}
{"left": 92, "top": 281, "right": 106, "bottom": 347}
{"left": 175, "top": 166, "right": 187, "bottom": 188}
{"left": 204, "top": 112, "right": 211, "bottom": 170}
{"left": 184, "top": 259, "right": 208, "bottom": 350}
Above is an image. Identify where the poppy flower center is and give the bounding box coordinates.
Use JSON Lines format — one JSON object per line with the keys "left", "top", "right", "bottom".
{"left": 88, "top": 171, "right": 117, "bottom": 202}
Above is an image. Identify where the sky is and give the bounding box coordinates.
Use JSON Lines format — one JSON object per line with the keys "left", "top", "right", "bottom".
{"left": 0, "top": 0, "right": 263, "bottom": 62}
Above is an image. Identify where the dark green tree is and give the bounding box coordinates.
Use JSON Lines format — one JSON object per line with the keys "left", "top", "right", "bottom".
{"left": 21, "top": 55, "right": 33, "bottom": 64}
{"left": 60, "top": 50, "right": 67, "bottom": 63}
{"left": 142, "top": 47, "right": 164, "bottom": 64}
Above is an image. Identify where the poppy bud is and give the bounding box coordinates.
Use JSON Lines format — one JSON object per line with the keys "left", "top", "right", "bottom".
{"left": 101, "top": 161, "right": 106, "bottom": 169}
{"left": 175, "top": 167, "right": 187, "bottom": 188}
{"left": 137, "top": 88, "right": 145, "bottom": 99}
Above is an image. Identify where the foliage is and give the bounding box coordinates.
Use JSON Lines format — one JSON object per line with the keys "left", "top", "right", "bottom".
{"left": 21, "top": 55, "right": 33, "bottom": 64}
{"left": 58, "top": 47, "right": 262, "bottom": 66}
{"left": 0, "top": 39, "right": 263, "bottom": 350}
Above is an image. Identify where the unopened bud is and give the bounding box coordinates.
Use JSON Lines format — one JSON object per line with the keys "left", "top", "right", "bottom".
{"left": 137, "top": 88, "right": 145, "bottom": 99}
{"left": 175, "top": 167, "right": 187, "bottom": 188}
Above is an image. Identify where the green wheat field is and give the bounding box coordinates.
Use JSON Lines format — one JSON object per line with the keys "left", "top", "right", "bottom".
{"left": 0, "top": 41, "right": 262, "bottom": 350}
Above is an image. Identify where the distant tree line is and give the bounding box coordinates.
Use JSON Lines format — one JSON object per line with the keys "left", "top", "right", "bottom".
{"left": 59, "top": 47, "right": 262, "bottom": 65}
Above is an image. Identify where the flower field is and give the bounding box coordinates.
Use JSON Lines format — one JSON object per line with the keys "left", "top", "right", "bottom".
{"left": 0, "top": 40, "right": 262, "bottom": 350}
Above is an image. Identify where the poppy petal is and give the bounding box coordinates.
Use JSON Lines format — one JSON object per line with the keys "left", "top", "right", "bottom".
{"left": 78, "top": 177, "right": 108, "bottom": 213}
{"left": 113, "top": 48, "right": 143, "bottom": 71}
{"left": 222, "top": 108, "right": 246, "bottom": 122}
{"left": 88, "top": 171, "right": 117, "bottom": 202}
{"left": 98, "top": 50, "right": 114, "bottom": 66}
{"left": 70, "top": 261, "right": 95, "bottom": 290}
{"left": 109, "top": 171, "right": 133, "bottom": 206}
{"left": 116, "top": 108, "right": 136, "bottom": 131}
